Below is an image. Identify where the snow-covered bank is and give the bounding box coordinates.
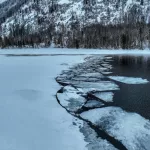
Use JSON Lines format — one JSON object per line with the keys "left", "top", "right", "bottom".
{"left": 0, "top": 54, "right": 87, "bottom": 150}
{"left": 1, "top": 48, "right": 150, "bottom": 55}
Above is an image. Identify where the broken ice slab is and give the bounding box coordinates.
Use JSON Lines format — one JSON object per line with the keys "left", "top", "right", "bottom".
{"left": 105, "top": 56, "right": 114, "bottom": 62}
{"left": 80, "top": 122, "right": 117, "bottom": 150}
{"left": 101, "top": 64, "right": 113, "bottom": 69}
{"left": 105, "top": 56, "right": 113, "bottom": 59}
{"left": 93, "top": 92, "right": 114, "bottom": 102}
{"left": 72, "top": 81, "right": 119, "bottom": 93}
{"left": 101, "top": 72, "right": 113, "bottom": 75}
{"left": 84, "top": 100, "right": 104, "bottom": 108}
{"left": 79, "top": 72, "right": 104, "bottom": 78}
{"left": 81, "top": 106, "right": 150, "bottom": 150}
{"left": 109, "top": 76, "right": 149, "bottom": 84}
{"left": 72, "top": 77, "right": 101, "bottom": 82}
{"left": 57, "top": 86, "right": 86, "bottom": 112}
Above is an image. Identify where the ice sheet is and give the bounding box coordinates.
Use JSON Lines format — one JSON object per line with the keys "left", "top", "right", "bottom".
{"left": 0, "top": 54, "right": 87, "bottom": 150}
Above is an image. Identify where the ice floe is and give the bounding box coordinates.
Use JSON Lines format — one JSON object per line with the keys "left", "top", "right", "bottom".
{"left": 79, "top": 72, "right": 104, "bottom": 78}
{"left": 109, "top": 76, "right": 149, "bottom": 84}
{"left": 81, "top": 107, "right": 150, "bottom": 150}
{"left": 101, "top": 72, "right": 113, "bottom": 75}
{"left": 73, "top": 81, "right": 119, "bottom": 93}
{"left": 57, "top": 86, "right": 86, "bottom": 112}
{"left": 72, "top": 77, "right": 101, "bottom": 82}
{"left": 101, "top": 64, "right": 113, "bottom": 69}
{"left": 84, "top": 100, "right": 104, "bottom": 108}
{"left": 93, "top": 92, "right": 114, "bottom": 102}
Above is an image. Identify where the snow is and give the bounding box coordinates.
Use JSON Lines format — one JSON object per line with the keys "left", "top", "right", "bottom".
{"left": 0, "top": 53, "right": 87, "bottom": 150}
{"left": 109, "top": 76, "right": 149, "bottom": 84}
{"left": 93, "top": 92, "right": 114, "bottom": 102}
{"left": 81, "top": 107, "right": 150, "bottom": 150}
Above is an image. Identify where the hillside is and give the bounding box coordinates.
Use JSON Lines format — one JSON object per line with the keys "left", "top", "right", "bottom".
{"left": 0, "top": 0, "right": 150, "bottom": 49}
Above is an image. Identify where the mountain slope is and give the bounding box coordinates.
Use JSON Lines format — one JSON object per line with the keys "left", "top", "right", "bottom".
{"left": 0, "top": 0, "right": 150, "bottom": 49}
{"left": 0, "top": 0, "right": 150, "bottom": 36}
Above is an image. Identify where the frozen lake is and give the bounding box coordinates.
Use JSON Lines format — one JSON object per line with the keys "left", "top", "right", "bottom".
{"left": 0, "top": 49, "right": 150, "bottom": 150}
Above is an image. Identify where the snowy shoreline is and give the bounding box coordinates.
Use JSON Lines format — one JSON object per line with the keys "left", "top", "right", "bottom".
{"left": 1, "top": 48, "right": 150, "bottom": 55}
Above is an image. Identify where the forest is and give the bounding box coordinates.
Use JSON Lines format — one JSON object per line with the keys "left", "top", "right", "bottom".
{"left": 0, "top": 0, "right": 149, "bottom": 49}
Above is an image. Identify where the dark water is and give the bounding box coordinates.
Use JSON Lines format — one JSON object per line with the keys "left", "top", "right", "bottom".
{"left": 110, "top": 55, "right": 150, "bottom": 119}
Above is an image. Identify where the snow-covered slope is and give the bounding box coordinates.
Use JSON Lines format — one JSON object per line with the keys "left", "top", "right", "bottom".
{"left": 1, "top": 0, "right": 150, "bottom": 35}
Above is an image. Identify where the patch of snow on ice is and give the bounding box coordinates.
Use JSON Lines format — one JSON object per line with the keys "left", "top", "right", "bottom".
{"left": 109, "top": 76, "right": 149, "bottom": 84}
{"left": 81, "top": 107, "right": 150, "bottom": 150}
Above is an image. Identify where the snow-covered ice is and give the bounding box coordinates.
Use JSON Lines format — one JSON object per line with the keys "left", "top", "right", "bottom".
{"left": 57, "top": 86, "right": 86, "bottom": 112}
{"left": 1, "top": 48, "right": 150, "bottom": 150}
{"left": 0, "top": 53, "right": 87, "bottom": 150}
{"left": 79, "top": 72, "right": 104, "bottom": 78}
{"left": 73, "top": 81, "right": 119, "bottom": 93}
{"left": 109, "top": 76, "right": 149, "bottom": 84}
{"left": 80, "top": 122, "right": 117, "bottom": 150}
{"left": 81, "top": 107, "right": 150, "bottom": 150}
{"left": 93, "top": 92, "right": 114, "bottom": 102}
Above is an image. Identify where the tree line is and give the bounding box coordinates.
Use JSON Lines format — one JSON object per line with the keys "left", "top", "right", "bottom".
{"left": 0, "top": 21, "right": 150, "bottom": 49}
